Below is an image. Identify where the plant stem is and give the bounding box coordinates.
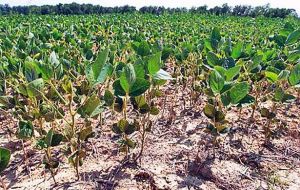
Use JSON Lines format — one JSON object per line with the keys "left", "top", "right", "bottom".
{"left": 123, "top": 94, "right": 128, "bottom": 120}
{"left": 251, "top": 83, "right": 260, "bottom": 120}
{"left": 21, "top": 140, "right": 31, "bottom": 177}
{"left": 45, "top": 148, "right": 57, "bottom": 184}
{"left": 48, "top": 81, "right": 67, "bottom": 105}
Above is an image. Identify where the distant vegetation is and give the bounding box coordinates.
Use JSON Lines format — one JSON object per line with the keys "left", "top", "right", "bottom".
{"left": 0, "top": 3, "right": 298, "bottom": 18}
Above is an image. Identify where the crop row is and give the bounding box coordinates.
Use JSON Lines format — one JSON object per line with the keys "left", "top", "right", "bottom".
{"left": 0, "top": 15, "right": 299, "bottom": 187}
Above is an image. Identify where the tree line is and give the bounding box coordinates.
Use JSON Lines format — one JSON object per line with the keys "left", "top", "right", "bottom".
{"left": 0, "top": 3, "right": 297, "bottom": 18}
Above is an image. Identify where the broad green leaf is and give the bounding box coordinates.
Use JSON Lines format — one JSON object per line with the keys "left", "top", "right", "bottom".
{"left": 93, "top": 48, "right": 109, "bottom": 79}
{"left": 112, "top": 123, "right": 122, "bottom": 134}
{"left": 247, "top": 55, "right": 262, "bottom": 72}
{"left": 231, "top": 42, "right": 243, "bottom": 59}
{"left": 289, "top": 63, "right": 300, "bottom": 86}
{"left": 211, "top": 27, "right": 221, "bottom": 42}
{"left": 237, "top": 95, "right": 255, "bottom": 107}
{"left": 229, "top": 82, "right": 250, "bottom": 104}
{"left": 85, "top": 64, "right": 95, "bottom": 85}
{"left": 150, "top": 106, "right": 159, "bottom": 115}
{"left": 95, "top": 63, "right": 114, "bottom": 85}
{"left": 113, "top": 80, "right": 126, "bottom": 97}
{"left": 288, "top": 50, "right": 300, "bottom": 62}
{"left": 148, "top": 52, "right": 162, "bottom": 75}
{"left": 129, "top": 78, "right": 150, "bottom": 97}
{"left": 45, "top": 129, "right": 53, "bottom": 147}
{"left": 124, "top": 124, "right": 137, "bottom": 135}
{"left": 286, "top": 30, "right": 300, "bottom": 45}
{"left": 225, "top": 66, "right": 241, "bottom": 81}
{"left": 265, "top": 71, "right": 278, "bottom": 83}
{"left": 137, "top": 41, "right": 151, "bottom": 57}
{"left": 273, "top": 34, "right": 286, "bottom": 47}
{"left": 209, "top": 70, "right": 224, "bottom": 94}
{"left": 120, "top": 64, "right": 136, "bottom": 93}
{"left": 77, "top": 94, "right": 103, "bottom": 118}
{"left": 104, "top": 90, "right": 114, "bottom": 106}
{"left": 211, "top": 27, "right": 221, "bottom": 50}
{"left": 134, "top": 60, "right": 145, "bottom": 78}
{"left": 27, "top": 78, "right": 44, "bottom": 98}
{"left": 215, "top": 111, "right": 225, "bottom": 122}
{"left": 214, "top": 66, "right": 226, "bottom": 78}
{"left": 207, "top": 51, "right": 221, "bottom": 66}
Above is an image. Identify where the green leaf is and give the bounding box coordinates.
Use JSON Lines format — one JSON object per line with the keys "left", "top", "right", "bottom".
{"left": 209, "top": 70, "right": 224, "bottom": 94}
{"left": 137, "top": 41, "right": 151, "bottom": 57}
{"left": 85, "top": 64, "right": 95, "bottom": 85}
{"left": 286, "top": 30, "right": 300, "bottom": 45}
{"left": 265, "top": 71, "right": 278, "bottom": 83}
{"left": 229, "top": 82, "right": 250, "bottom": 104}
{"left": 211, "top": 27, "right": 221, "bottom": 42}
{"left": 150, "top": 106, "right": 159, "bottom": 115}
{"left": 17, "top": 120, "right": 34, "bottom": 139}
{"left": 231, "top": 42, "right": 243, "bottom": 59}
{"left": 278, "top": 70, "right": 290, "bottom": 81}
{"left": 288, "top": 50, "right": 300, "bottom": 62}
{"left": 113, "top": 80, "right": 126, "bottom": 97}
{"left": 49, "top": 51, "right": 59, "bottom": 67}
{"left": 148, "top": 52, "right": 162, "bottom": 75}
{"left": 0, "top": 147, "right": 10, "bottom": 173}
{"left": 282, "top": 94, "right": 296, "bottom": 102}
{"left": 139, "top": 103, "right": 150, "bottom": 114}
{"left": 27, "top": 78, "right": 45, "bottom": 97}
{"left": 211, "top": 27, "right": 221, "bottom": 50}
{"left": 225, "top": 66, "right": 241, "bottom": 81}
{"left": 273, "top": 34, "right": 286, "bottom": 47}
{"left": 207, "top": 51, "right": 221, "bottom": 67}
{"left": 125, "top": 138, "right": 136, "bottom": 148}
{"left": 79, "top": 126, "right": 93, "bottom": 141}
{"left": 134, "top": 60, "right": 145, "bottom": 78}
{"left": 93, "top": 48, "right": 109, "bottom": 79}
{"left": 289, "top": 63, "right": 300, "bottom": 86}
{"left": 112, "top": 123, "right": 122, "bottom": 134}
{"left": 45, "top": 129, "right": 63, "bottom": 147}
{"left": 104, "top": 90, "right": 114, "bottom": 106}
{"left": 95, "top": 63, "right": 114, "bottom": 85}
{"left": 134, "top": 96, "right": 147, "bottom": 108}
{"left": 77, "top": 94, "right": 103, "bottom": 118}
{"left": 203, "top": 104, "right": 216, "bottom": 119}
{"left": 274, "top": 87, "right": 285, "bottom": 102}
{"left": 247, "top": 55, "right": 262, "bottom": 72}
{"left": 129, "top": 78, "right": 150, "bottom": 97}
{"left": 124, "top": 124, "right": 137, "bottom": 135}
{"left": 237, "top": 95, "right": 255, "bottom": 107}
{"left": 260, "top": 108, "right": 276, "bottom": 119}
{"left": 120, "top": 64, "right": 136, "bottom": 93}
{"left": 118, "top": 119, "right": 129, "bottom": 133}
{"left": 215, "top": 111, "right": 225, "bottom": 122}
